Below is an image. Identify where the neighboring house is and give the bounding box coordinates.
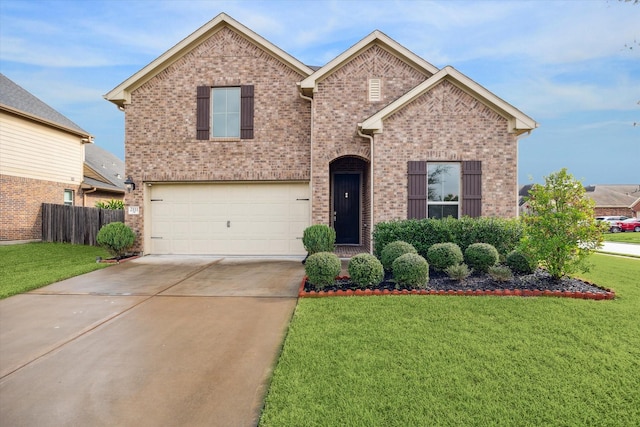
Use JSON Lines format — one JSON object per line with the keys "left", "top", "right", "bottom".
{"left": 105, "top": 13, "right": 537, "bottom": 256}
{"left": 519, "top": 184, "right": 640, "bottom": 218}
{"left": 585, "top": 185, "right": 640, "bottom": 218}
{"left": 0, "top": 73, "right": 92, "bottom": 242}
{"left": 82, "top": 143, "right": 125, "bottom": 207}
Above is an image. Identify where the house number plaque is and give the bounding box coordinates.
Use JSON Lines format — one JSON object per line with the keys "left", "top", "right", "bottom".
{"left": 128, "top": 206, "right": 140, "bottom": 215}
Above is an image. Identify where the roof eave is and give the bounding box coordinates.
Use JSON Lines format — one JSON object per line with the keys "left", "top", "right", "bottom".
{"left": 104, "top": 13, "right": 313, "bottom": 107}
{"left": 359, "top": 66, "right": 538, "bottom": 135}
{"left": 300, "top": 30, "right": 439, "bottom": 93}
{"left": 0, "top": 103, "right": 93, "bottom": 140}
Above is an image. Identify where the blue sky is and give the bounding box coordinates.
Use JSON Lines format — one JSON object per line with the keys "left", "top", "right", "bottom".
{"left": 1, "top": 0, "right": 638, "bottom": 185}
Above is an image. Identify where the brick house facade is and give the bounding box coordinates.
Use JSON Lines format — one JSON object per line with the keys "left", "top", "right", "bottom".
{"left": 105, "top": 14, "right": 537, "bottom": 256}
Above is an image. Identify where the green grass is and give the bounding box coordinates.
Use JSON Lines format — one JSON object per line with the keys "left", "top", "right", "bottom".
{"left": 604, "top": 232, "right": 640, "bottom": 244}
{"left": 0, "top": 242, "right": 112, "bottom": 299}
{"left": 260, "top": 254, "right": 640, "bottom": 426}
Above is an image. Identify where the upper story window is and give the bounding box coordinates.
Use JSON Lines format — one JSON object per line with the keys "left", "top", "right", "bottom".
{"left": 427, "top": 163, "right": 460, "bottom": 219}
{"left": 196, "top": 85, "right": 254, "bottom": 140}
{"left": 212, "top": 87, "right": 240, "bottom": 138}
{"left": 63, "top": 189, "right": 74, "bottom": 206}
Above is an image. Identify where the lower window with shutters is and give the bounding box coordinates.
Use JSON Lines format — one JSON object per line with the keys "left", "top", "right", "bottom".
{"left": 408, "top": 160, "right": 482, "bottom": 219}
{"left": 427, "top": 163, "right": 460, "bottom": 218}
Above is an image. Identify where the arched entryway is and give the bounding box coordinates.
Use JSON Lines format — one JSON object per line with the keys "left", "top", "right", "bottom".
{"left": 330, "top": 156, "right": 370, "bottom": 250}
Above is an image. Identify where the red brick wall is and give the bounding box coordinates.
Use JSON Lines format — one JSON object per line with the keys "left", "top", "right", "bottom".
{"left": 123, "top": 26, "right": 311, "bottom": 251}
{"left": 594, "top": 207, "right": 634, "bottom": 217}
{"left": 82, "top": 191, "right": 124, "bottom": 208}
{"left": 1, "top": 174, "right": 81, "bottom": 241}
{"left": 372, "top": 80, "right": 518, "bottom": 222}
{"left": 311, "top": 44, "right": 430, "bottom": 225}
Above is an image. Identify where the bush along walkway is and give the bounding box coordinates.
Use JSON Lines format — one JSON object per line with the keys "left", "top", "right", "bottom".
{"left": 298, "top": 270, "right": 616, "bottom": 300}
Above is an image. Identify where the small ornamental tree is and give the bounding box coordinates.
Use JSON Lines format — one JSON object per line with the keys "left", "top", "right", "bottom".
{"left": 96, "top": 222, "right": 135, "bottom": 258}
{"left": 520, "top": 168, "right": 606, "bottom": 279}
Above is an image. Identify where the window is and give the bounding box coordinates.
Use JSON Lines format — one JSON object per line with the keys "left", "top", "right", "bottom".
{"left": 408, "top": 161, "right": 482, "bottom": 219}
{"left": 427, "top": 163, "right": 460, "bottom": 219}
{"left": 212, "top": 87, "right": 240, "bottom": 138}
{"left": 196, "top": 85, "right": 254, "bottom": 140}
{"left": 63, "top": 189, "right": 74, "bottom": 206}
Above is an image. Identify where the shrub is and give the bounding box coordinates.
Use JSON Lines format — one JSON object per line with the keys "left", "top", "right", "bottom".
{"left": 302, "top": 225, "right": 336, "bottom": 255}
{"left": 380, "top": 241, "right": 417, "bottom": 271}
{"left": 95, "top": 199, "right": 124, "bottom": 210}
{"left": 464, "top": 243, "right": 499, "bottom": 273}
{"left": 426, "top": 242, "right": 463, "bottom": 271}
{"left": 305, "top": 252, "right": 341, "bottom": 290}
{"left": 96, "top": 222, "right": 135, "bottom": 258}
{"left": 348, "top": 254, "right": 384, "bottom": 289}
{"left": 445, "top": 263, "right": 472, "bottom": 281}
{"left": 392, "top": 253, "right": 429, "bottom": 289}
{"left": 488, "top": 265, "right": 514, "bottom": 282}
{"left": 373, "top": 217, "right": 523, "bottom": 259}
{"left": 506, "top": 250, "right": 535, "bottom": 275}
{"left": 520, "top": 168, "right": 605, "bottom": 279}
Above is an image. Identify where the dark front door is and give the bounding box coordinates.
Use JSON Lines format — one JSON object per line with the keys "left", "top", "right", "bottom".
{"left": 333, "top": 173, "right": 360, "bottom": 244}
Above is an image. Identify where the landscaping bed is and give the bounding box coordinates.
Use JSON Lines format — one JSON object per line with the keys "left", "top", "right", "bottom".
{"left": 299, "top": 268, "right": 615, "bottom": 299}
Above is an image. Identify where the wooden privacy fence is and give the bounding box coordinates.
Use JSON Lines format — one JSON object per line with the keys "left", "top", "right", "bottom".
{"left": 42, "top": 203, "right": 124, "bottom": 246}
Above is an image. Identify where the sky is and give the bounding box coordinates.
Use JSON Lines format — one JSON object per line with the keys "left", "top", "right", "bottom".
{"left": 1, "top": 0, "right": 638, "bottom": 186}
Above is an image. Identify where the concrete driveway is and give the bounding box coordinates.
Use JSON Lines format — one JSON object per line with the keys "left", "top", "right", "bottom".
{"left": 0, "top": 256, "right": 304, "bottom": 427}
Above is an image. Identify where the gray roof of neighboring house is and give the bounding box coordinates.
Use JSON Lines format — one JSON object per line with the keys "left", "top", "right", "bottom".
{"left": 519, "top": 184, "right": 640, "bottom": 208}
{"left": 585, "top": 185, "right": 640, "bottom": 207}
{"left": 84, "top": 143, "right": 125, "bottom": 192}
{"left": 0, "top": 73, "right": 89, "bottom": 135}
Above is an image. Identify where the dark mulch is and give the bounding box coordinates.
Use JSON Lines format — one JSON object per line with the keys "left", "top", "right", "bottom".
{"left": 303, "top": 268, "right": 612, "bottom": 295}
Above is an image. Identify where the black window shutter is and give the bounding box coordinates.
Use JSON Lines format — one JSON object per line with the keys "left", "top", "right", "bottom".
{"left": 240, "top": 85, "right": 254, "bottom": 139}
{"left": 407, "top": 161, "right": 427, "bottom": 219}
{"left": 196, "top": 86, "right": 210, "bottom": 140}
{"left": 462, "top": 160, "right": 482, "bottom": 217}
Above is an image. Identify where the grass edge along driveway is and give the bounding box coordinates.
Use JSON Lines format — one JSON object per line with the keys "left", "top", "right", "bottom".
{"left": 0, "top": 242, "right": 111, "bottom": 299}
{"left": 259, "top": 254, "right": 640, "bottom": 427}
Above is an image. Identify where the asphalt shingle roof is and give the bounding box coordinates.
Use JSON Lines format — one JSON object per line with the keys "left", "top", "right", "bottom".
{"left": 84, "top": 143, "right": 125, "bottom": 191}
{"left": 0, "top": 73, "right": 89, "bottom": 135}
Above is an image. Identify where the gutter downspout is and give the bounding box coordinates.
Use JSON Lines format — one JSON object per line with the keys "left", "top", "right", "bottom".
{"left": 299, "top": 90, "right": 314, "bottom": 228}
{"left": 83, "top": 187, "right": 98, "bottom": 207}
{"left": 357, "top": 127, "right": 374, "bottom": 254}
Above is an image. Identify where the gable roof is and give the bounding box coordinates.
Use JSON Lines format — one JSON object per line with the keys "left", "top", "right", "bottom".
{"left": 83, "top": 143, "right": 125, "bottom": 193}
{"left": 104, "top": 13, "right": 314, "bottom": 107}
{"left": 0, "top": 73, "right": 91, "bottom": 138}
{"left": 359, "top": 66, "right": 537, "bottom": 135}
{"left": 299, "top": 30, "right": 439, "bottom": 95}
{"left": 584, "top": 184, "right": 640, "bottom": 208}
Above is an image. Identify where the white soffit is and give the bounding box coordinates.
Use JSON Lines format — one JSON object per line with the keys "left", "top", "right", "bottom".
{"left": 299, "top": 30, "right": 439, "bottom": 93}
{"left": 104, "top": 13, "right": 314, "bottom": 107}
{"left": 359, "top": 66, "right": 538, "bottom": 135}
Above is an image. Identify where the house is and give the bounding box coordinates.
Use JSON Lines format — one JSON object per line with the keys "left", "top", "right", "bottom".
{"left": 585, "top": 185, "right": 640, "bottom": 218}
{"left": 82, "top": 143, "right": 125, "bottom": 207}
{"left": 105, "top": 13, "right": 537, "bottom": 256}
{"left": 0, "top": 73, "right": 92, "bottom": 242}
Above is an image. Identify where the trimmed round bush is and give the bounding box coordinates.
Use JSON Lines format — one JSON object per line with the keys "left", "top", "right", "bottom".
{"left": 506, "top": 250, "right": 535, "bottom": 274}
{"left": 380, "top": 241, "right": 417, "bottom": 271}
{"left": 305, "top": 252, "right": 341, "bottom": 290}
{"left": 96, "top": 221, "right": 135, "bottom": 258}
{"left": 426, "top": 242, "right": 463, "bottom": 271}
{"left": 348, "top": 254, "right": 384, "bottom": 289}
{"left": 392, "top": 253, "right": 429, "bottom": 289}
{"left": 464, "top": 243, "right": 499, "bottom": 273}
{"left": 302, "top": 224, "right": 336, "bottom": 255}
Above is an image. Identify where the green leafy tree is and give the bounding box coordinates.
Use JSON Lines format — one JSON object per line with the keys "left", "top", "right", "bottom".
{"left": 520, "top": 168, "right": 606, "bottom": 279}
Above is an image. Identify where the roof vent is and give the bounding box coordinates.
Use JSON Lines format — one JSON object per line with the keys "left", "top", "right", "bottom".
{"left": 369, "top": 78, "right": 381, "bottom": 102}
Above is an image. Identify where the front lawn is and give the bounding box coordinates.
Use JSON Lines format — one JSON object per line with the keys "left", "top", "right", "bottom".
{"left": 0, "top": 242, "right": 111, "bottom": 299}
{"left": 260, "top": 254, "right": 640, "bottom": 426}
{"left": 604, "top": 232, "right": 640, "bottom": 244}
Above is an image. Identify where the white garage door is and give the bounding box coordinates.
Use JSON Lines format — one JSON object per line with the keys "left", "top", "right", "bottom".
{"left": 149, "top": 183, "right": 309, "bottom": 255}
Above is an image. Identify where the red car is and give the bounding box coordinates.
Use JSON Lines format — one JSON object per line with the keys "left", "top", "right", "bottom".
{"left": 613, "top": 218, "right": 640, "bottom": 232}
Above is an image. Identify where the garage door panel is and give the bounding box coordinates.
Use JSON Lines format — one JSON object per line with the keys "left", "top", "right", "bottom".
{"left": 150, "top": 183, "right": 309, "bottom": 255}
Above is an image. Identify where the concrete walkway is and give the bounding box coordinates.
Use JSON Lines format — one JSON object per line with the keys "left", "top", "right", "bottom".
{"left": 599, "top": 242, "right": 640, "bottom": 257}
{"left": 0, "top": 256, "right": 304, "bottom": 427}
